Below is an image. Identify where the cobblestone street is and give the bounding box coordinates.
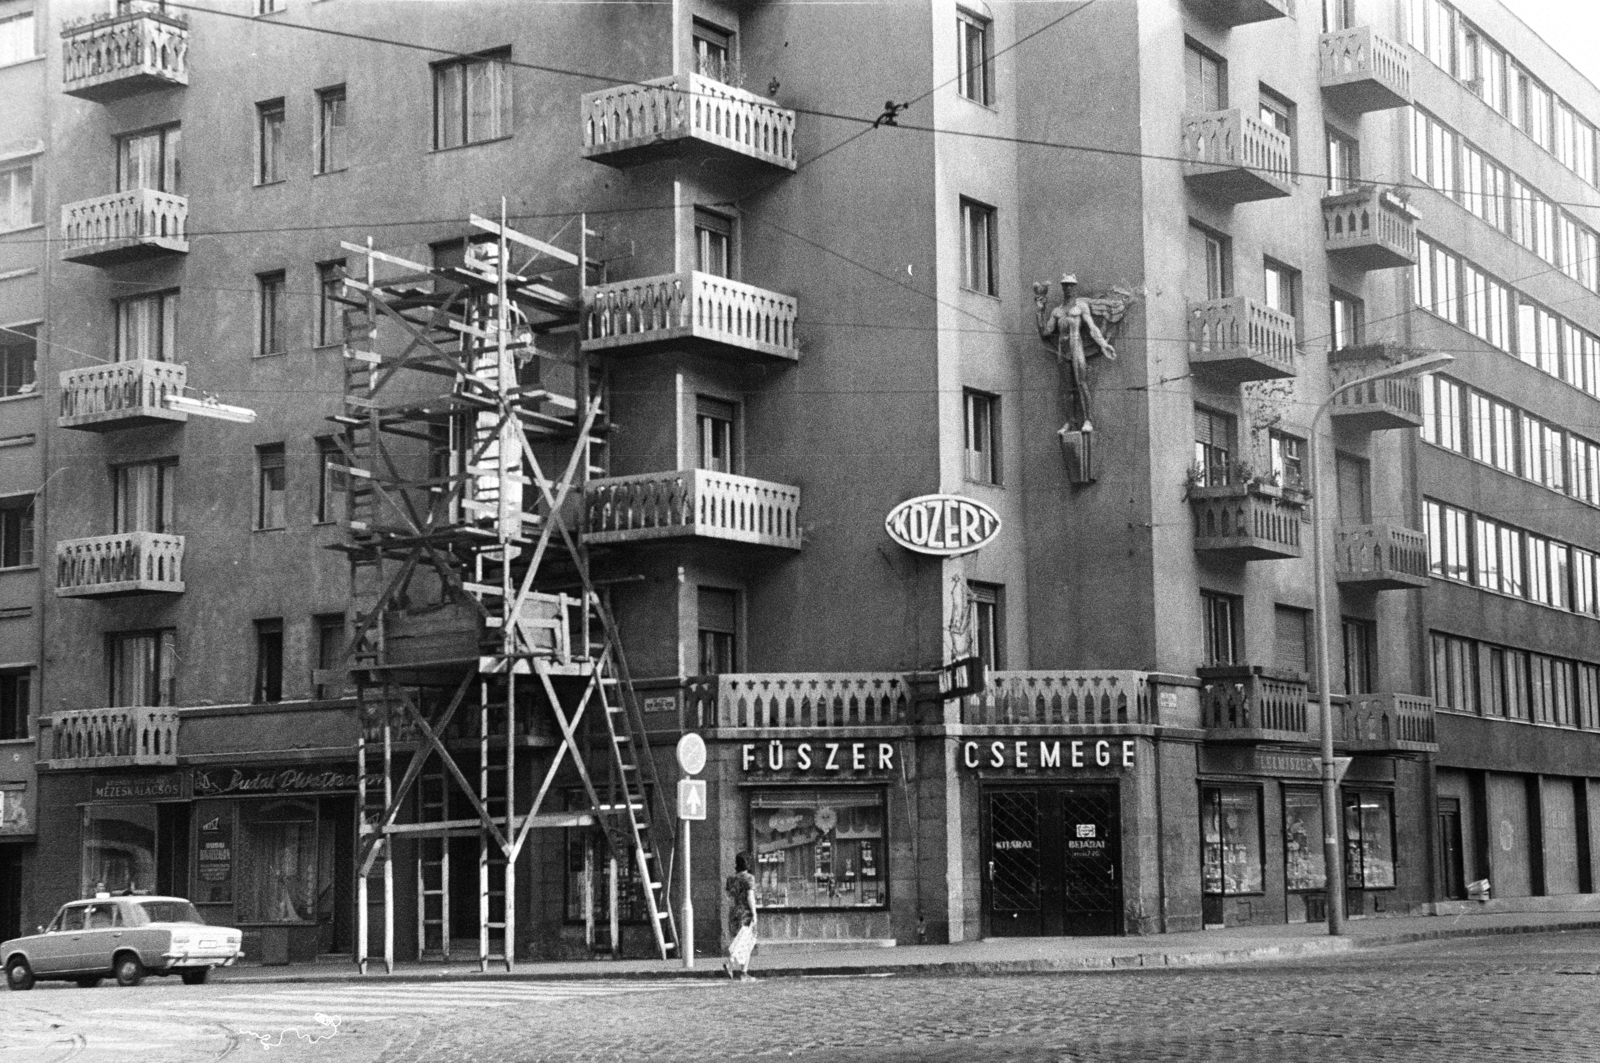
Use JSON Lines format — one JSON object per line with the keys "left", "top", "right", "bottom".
{"left": 5, "top": 930, "right": 1600, "bottom": 1062}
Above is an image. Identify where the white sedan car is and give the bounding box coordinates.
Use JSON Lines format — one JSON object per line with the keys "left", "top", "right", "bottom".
{"left": 2, "top": 895, "right": 243, "bottom": 990}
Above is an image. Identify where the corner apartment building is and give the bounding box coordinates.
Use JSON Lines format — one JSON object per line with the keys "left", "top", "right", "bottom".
{"left": 17, "top": 0, "right": 1590, "bottom": 965}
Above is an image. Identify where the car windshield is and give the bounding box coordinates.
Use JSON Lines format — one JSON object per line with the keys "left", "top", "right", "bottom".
{"left": 137, "top": 900, "right": 206, "bottom": 925}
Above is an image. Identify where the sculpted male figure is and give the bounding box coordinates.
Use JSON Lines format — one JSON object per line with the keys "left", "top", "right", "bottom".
{"left": 1035, "top": 273, "right": 1116, "bottom": 432}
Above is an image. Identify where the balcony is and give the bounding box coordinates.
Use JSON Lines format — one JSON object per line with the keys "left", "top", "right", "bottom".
{"left": 1182, "top": 0, "right": 1292, "bottom": 28}
{"left": 1322, "top": 186, "right": 1418, "bottom": 272}
{"left": 581, "top": 271, "right": 799, "bottom": 362}
{"left": 694, "top": 673, "right": 911, "bottom": 730}
{"left": 1189, "top": 481, "right": 1304, "bottom": 561}
{"left": 61, "top": 10, "right": 188, "bottom": 102}
{"left": 41, "top": 707, "right": 178, "bottom": 769}
{"left": 56, "top": 532, "right": 185, "bottom": 598}
{"left": 1334, "top": 524, "right": 1430, "bottom": 590}
{"left": 1197, "top": 665, "right": 1310, "bottom": 744}
{"left": 59, "top": 359, "right": 187, "bottom": 432}
{"left": 1180, "top": 109, "right": 1292, "bottom": 204}
{"left": 1319, "top": 26, "right": 1411, "bottom": 113}
{"left": 584, "top": 469, "right": 801, "bottom": 550}
{"left": 61, "top": 188, "right": 188, "bottom": 267}
{"left": 1329, "top": 349, "right": 1424, "bottom": 430}
{"left": 1186, "top": 297, "right": 1298, "bottom": 383}
{"left": 1338, "top": 693, "right": 1438, "bottom": 753}
{"left": 959, "top": 671, "right": 1158, "bottom": 726}
{"left": 582, "top": 72, "right": 796, "bottom": 171}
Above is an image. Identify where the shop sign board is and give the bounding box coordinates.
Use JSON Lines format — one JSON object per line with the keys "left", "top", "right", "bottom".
{"left": 192, "top": 765, "right": 371, "bottom": 797}
{"left": 885, "top": 494, "right": 1001, "bottom": 557}
{"left": 741, "top": 740, "right": 899, "bottom": 774}
{"left": 961, "top": 738, "right": 1136, "bottom": 771}
{"left": 91, "top": 773, "right": 185, "bottom": 801}
{"left": 195, "top": 811, "right": 234, "bottom": 904}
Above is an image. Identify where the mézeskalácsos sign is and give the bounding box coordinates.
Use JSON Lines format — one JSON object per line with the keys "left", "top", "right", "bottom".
{"left": 885, "top": 494, "right": 1001, "bottom": 557}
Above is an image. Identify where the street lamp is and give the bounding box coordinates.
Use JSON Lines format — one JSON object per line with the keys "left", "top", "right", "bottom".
{"left": 1309, "top": 349, "right": 1453, "bottom": 936}
{"left": 165, "top": 393, "right": 258, "bottom": 424}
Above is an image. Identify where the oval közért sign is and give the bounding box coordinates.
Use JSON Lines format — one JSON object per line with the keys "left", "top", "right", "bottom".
{"left": 884, "top": 494, "right": 1001, "bottom": 557}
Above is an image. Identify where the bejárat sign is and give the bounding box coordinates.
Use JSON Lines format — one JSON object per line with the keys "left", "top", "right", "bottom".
{"left": 885, "top": 494, "right": 1001, "bottom": 557}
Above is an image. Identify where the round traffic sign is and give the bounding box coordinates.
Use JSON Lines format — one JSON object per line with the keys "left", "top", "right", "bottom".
{"left": 676, "top": 732, "right": 707, "bottom": 775}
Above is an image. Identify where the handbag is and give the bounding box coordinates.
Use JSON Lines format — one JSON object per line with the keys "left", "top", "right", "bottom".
{"left": 728, "top": 924, "right": 756, "bottom": 967}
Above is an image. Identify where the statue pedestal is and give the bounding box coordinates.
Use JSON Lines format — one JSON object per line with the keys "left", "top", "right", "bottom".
{"left": 1058, "top": 427, "right": 1095, "bottom": 485}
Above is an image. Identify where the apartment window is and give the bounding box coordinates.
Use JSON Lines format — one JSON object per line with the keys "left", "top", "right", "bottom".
{"left": 257, "top": 444, "right": 286, "bottom": 530}
{"left": 316, "top": 436, "right": 343, "bottom": 523}
{"left": 0, "top": 323, "right": 35, "bottom": 396}
{"left": 1343, "top": 619, "right": 1377, "bottom": 695}
{"left": 1467, "top": 391, "right": 1517, "bottom": 474}
{"left": 114, "top": 290, "right": 177, "bottom": 362}
{"left": 433, "top": 50, "right": 511, "bottom": 149}
{"left": 315, "top": 85, "right": 347, "bottom": 174}
{"left": 692, "top": 19, "right": 733, "bottom": 83}
{"left": 968, "top": 582, "right": 1004, "bottom": 669}
{"left": 956, "top": 10, "right": 993, "bottom": 105}
{"left": 0, "top": 162, "right": 34, "bottom": 230}
{"left": 1412, "top": 236, "right": 1459, "bottom": 324}
{"left": 316, "top": 261, "right": 344, "bottom": 347}
{"left": 1201, "top": 591, "right": 1241, "bottom": 666}
{"left": 1430, "top": 632, "right": 1477, "bottom": 715}
{"left": 0, "top": 11, "right": 35, "bottom": 64}
{"left": 963, "top": 390, "right": 999, "bottom": 484}
{"left": 959, "top": 198, "right": 996, "bottom": 296}
{"left": 258, "top": 271, "right": 286, "bottom": 356}
{"left": 1516, "top": 299, "right": 1560, "bottom": 377}
{"left": 1410, "top": 109, "right": 1457, "bottom": 201}
{"left": 1423, "top": 499, "right": 1469, "bottom": 582}
{"left": 1326, "top": 129, "right": 1359, "bottom": 194}
{"left": 1258, "top": 87, "right": 1296, "bottom": 167}
{"left": 0, "top": 496, "right": 33, "bottom": 569}
{"left": 256, "top": 100, "right": 285, "bottom": 185}
{"left": 1320, "top": 0, "right": 1353, "bottom": 32}
{"left": 1329, "top": 291, "right": 1363, "bottom": 351}
{"left": 1187, "top": 224, "right": 1231, "bottom": 300}
{"left": 696, "top": 396, "right": 737, "bottom": 474}
{"left": 108, "top": 630, "right": 176, "bottom": 707}
{"left": 253, "top": 619, "right": 284, "bottom": 704}
{"left": 697, "top": 587, "right": 738, "bottom": 675}
{"left": 1419, "top": 374, "right": 1463, "bottom": 453}
{"left": 1273, "top": 605, "right": 1311, "bottom": 676}
{"left": 113, "top": 461, "right": 176, "bottom": 534}
{"left": 1184, "top": 41, "right": 1225, "bottom": 112}
{"left": 117, "top": 125, "right": 180, "bottom": 193}
{"left": 314, "top": 613, "right": 345, "bottom": 700}
{"left": 1335, "top": 453, "right": 1371, "bottom": 525}
{"left": 0, "top": 671, "right": 28, "bottom": 741}
{"left": 1193, "top": 406, "right": 1234, "bottom": 487}
{"left": 1262, "top": 259, "right": 1298, "bottom": 323}
{"left": 694, "top": 207, "right": 733, "bottom": 279}
{"left": 1460, "top": 262, "right": 1509, "bottom": 351}
{"left": 1268, "top": 431, "right": 1304, "bottom": 491}
{"left": 254, "top": 0, "right": 284, "bottom": 12}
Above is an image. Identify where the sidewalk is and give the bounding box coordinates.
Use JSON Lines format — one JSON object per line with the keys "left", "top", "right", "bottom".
{"left": 214, "top": 909, "right": 1600, "bottom": 984}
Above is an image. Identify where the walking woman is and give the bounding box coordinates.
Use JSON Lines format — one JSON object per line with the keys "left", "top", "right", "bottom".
{"left": 723, "top": 851, "right": 758, "bottom": 980}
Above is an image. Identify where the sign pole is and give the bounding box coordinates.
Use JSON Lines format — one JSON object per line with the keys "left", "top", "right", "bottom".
{"left": 674, "top": 733, "right": 708, "bottom": 971}
{"left": 681, "top": 814, "right": 693, "bottom": 969}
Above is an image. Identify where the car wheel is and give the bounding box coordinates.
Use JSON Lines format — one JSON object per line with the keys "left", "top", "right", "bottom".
{"left": 180, "top": 968, "right": 209, "bottom": 986}
{"left": 5, "top": 958, "right": 33, "bottom": 991}
{"left": 75, "top": 976, "right": 102, "bottom": 989}
{"left": 113, "top": 952, "right": 145, "bottom": 988}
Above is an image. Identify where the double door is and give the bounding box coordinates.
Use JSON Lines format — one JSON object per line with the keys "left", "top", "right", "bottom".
{"left": 982, "top": 785, "right": 1121, "bottom": 937}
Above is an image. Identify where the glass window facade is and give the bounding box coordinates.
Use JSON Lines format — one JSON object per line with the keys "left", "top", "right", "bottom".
{"left": 1201, "top": 786, "right": 1262, "bottom": 896}
{"left": 748, "top": 789, "right": 887, "bottom": 910}
{"left": 1283, "top": 789, "right": 1325, "bottom": 891}
{"left": 82, "top": 804, "right": 157, "bottom": 895}
{"left": 1343, "top": 790, "right": 1395, "bottom": 889}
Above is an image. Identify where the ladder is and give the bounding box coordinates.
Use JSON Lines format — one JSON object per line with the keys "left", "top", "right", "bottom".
{"left": 478, "top": 674, "right": 513, "bottom": 971}
{"left": 416, "top": 764, "right": 450, "bottom": 962}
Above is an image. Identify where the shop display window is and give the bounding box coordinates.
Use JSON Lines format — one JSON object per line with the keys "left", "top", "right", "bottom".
{"left": 748, "top": 788, "right": 887, "bottom": 910}
{"left": 81, "top": 804, "right": 157, "bottom": 895}
{"left": 1283, "top": 789, "right": 1326, "bottom": 891}
{"left": 564, "top": 790, "right": 644, "bottom": 924}
{"left": 1344, "top": 790, "right": 1396, "bottom": 889}
{"left": 1201, "top": 786, "right": 1263, "bottom": 896}
{"left": 235, "top": 799, "right": 318, "bottom": 923}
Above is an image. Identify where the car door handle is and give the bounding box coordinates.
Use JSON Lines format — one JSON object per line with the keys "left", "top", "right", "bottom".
{"left": 112, "top": 932, "right": 122, "bottom": 938}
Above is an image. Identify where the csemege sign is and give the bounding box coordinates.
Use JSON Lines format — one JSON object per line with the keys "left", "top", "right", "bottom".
{"left": 885, "top": 494, "right": 1001, "bottom": 557}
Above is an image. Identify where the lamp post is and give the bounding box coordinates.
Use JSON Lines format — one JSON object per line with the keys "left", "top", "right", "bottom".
{"left": 1309, "top": 350, "right": 1453, "bottom": 935}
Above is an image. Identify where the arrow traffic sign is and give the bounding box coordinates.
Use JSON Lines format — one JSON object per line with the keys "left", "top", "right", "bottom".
{"left": 678, "top": 779, "right": 707, "bottom": 821}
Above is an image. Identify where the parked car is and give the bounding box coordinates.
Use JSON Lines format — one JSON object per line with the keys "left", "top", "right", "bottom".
{"left": 2, "top": 895, "right": 243, "bottom": 990}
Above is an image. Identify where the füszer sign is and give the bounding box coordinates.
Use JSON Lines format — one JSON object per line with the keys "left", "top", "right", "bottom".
{"left": 885, "top": 494, "right": 1001, "bottom": 557}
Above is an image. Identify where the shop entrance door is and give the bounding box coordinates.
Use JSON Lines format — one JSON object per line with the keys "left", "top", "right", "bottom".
{"left": 983, "top": 786, "right": 1121, "bottom": 937}
{"left": 1438, "top": 798, "right": 1465, "bottom": 900}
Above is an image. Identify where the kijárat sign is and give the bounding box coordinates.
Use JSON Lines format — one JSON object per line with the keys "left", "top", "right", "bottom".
{"left": 885, "top": 494, "right": 1001, "bottom": 557}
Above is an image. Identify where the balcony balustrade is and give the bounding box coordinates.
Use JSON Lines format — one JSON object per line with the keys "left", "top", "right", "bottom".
{"left": 1187, "top": 297, "right": 1298, "bottom": 383}
{"left": 1189, "top": 481, "right": 1304, "bottom": 561}
{"left": 41, "top": 707, "right": 178, "bottom": 769}
{"left": 584, "top": 469, "right": 801, "bottom": 550}
{"left": 700, "top": 673, "right": 910, "bottom": 730}
{"left": 1338, "top": 693, "right": 1437, "bottom": 753}
{"left": 59, "top": 359, "right": 187, "bottom": 432}
{"left": 1334, "top": 524, "right": 1430, "bottom": 590}
{"left": 61, "top": 10, "right": 188, "bottom": 102}
{"left": 959, "top": 671, "right": 1158, "bottom": 726}
{"left": 1329, "top": 351, "right": 1424, "bottom": 431}
{"left": 1182, "top": 0, "right": 1292, "bottom": 28}
{"left": 60, "top": 188, "right": 188, "bottom": 267}
{"left": 1197, "top": 665, "right": 1310, "bottom": 744}
{"left": 581, "top": 271, "right": 798, "bottom": 362}
{"left": 1319, "top": 26, "right": 1411, "bottom": 113}
{"left": 56, "top": 531, "right": 185, "bottom": 598}
{"left": 1322, "top": 186, "right": 1418, "bottom": 272}
{"left": 1180, "top": 109, "right": 1293, "bottom": 204}
{"left": 582, "top": 72, "right": 796, "bottom": 170}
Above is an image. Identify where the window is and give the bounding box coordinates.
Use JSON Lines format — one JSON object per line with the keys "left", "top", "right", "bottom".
{"left": 0, "top": 322, "right": 35, "bottom": 396}
{"left": 0, "top": 671, "right": 28, "bottom": 741}
{"left": 1201, "top": 591, "right": 1240, "bottom": 666}
{"left": 1268, "top": 430, "right": 1304, "bottom": 490}
{"left": 1335, "top": 453, "right": 1371, "bottom": 525}
{"left": 82, "top": 805, "right": 156, "bottom": 897}
{"left": 258, "top": 271, "right": 286, "bottom": 356}
{"left": 235, "top": 798, "right": 319, "bottom": 924}
{"left": 1193, "top": 406, "right": 1234, "bottom": 487}
{"left": 694, "top": 207, "right": 733, "bottom": 279}
{"left": 1430, "top": 632, "right": 1477, "bottom": 714}
{"left": 1343, "top": 618, "right": 1377, "bottom": 694}
{"left": 1423, "top": 499, "right": 1469, "bottom": 582}
{"left": 117, "top": 125, "right": 180, "bottom": 193}
{"left": 749, "top": 789, "right": 888, "bottom": 909}
{"left": 1201, "top": 786, "right": 1263, "bottom": 897}
{"left": 692, "top": 19, "right": 734, "bottom": 84}
{"left": 697, "top": 587, "right": 738, "bottom": 675}
{"left": 1326, "top": 129, "right": 1359, "bottom": 194}
{"left": 1258, "top": 87, "right": 1295, "bottom": 167}
{"left": 108, "top": 630, "right": 176, "bottom": 707}
{"left": 253, "top": 618, "right": 284, "bottom": 704}
{"left": 1412, "top": 236, "right": 1459, "bottom": 325}
{"left": 433, "top": 50, "right": 511, "bottom": 149}
{"left": 1420, "top": 374, "right": 1463, "bottom": 453}
{"left": 1343, "top": 790, "right": 1395, "bottom": 889}
{"left": 0, "top": 11, "right": 35, "bottom": 64}
{"left": 114, "top": 290, "right": 177, "bottom": 363}
{"left": 0, "top": 162, "right": 34, "bottom": 230}
{"left": 696, "top": 396, "right": 737, "bottom": 473}
{"left": 316, "top": 436, "right": 343, "bottom": 523}
{"left": 1575, "top": 549, "right": 1600, "bottom": 617}
{"left": 1184, "top": 41, "right": 1225, "bottom": 112}
{"left": 959, "top": 198, "right": 996, "bottom": 296}
{"left": 0, "top": 496, "right": 33, "bottom": 569}
{"left": 254, "top": 0, "right": 285, "bottom": 13}
{"left": 963, "top": 390, "right": 999, "bottom": 484}
{"left": 256, "top": 100, "right": 285, "bottom": 185}
{"left": 1283, "top": 789, "right": 1326, "bottom": 891}
{"left": 1320, "top": 0, "right": 1352, "bottom": 32}
{"left": 1467, "top": 390, "right": 1516, "bottom": 473}
{"left": 113, "top": 461, "right": 176, "bottom": 534}
{"left": 313, "top": 613, "right": 344, "bottom": 700}
{"left": 956, "top": 10, "right": 992, "bottom": 105}
{"left": 316, "top": 261, "right": 344, "bottom": 347}
{"left": 1460, "top": 263, "right": 1509, "bottom": 351}
{"left": 1329, "top": 291, "right": 1362, "bottom": 352}
{"left": 1187, "top": 223, "right": 1230, "bottom": 300}
{"left": 257, "top": 444, "right": 286, "bottom": 530}
{"left": 314, "top": 85, "right": 347, "bottom": 174}
{"left": 1273, "top": 604, "right": 1311, "bottom": 676}
{"left": 565, "top": 790, "right": 647, "bottom": 924}
{"left": 1262, "top": 260, "right": 1298, "bottom": 324}
{"left": 1410, "top": 109, "right": 1457, "bottom": 200}
{"left": 968, "top": 581, "right": 1003, "bottom": 669}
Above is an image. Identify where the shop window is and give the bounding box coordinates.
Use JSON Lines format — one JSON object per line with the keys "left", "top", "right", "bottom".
{"left": 697, "top": 586, "right": 738, "bottom": 675}
{"left": 82, "top": 803, "right": 157, "bottom": 895}
{"left": 1343, "top": 618, "right": 1377, "bottom": 695}
{"left": 967, "top": 581, "right": 1004, "bottom": 669}
{"left": 1201, "top": 785, "right": 1263, "bottom": 896}
{"left": 254, "top": 618, "right": 284, "bottom": 704}
{"left": 108, "top": 629, "right": 176, "bottom": 708}
{"left": 696, "top": 396, "right": 738, "bottom": 473}
{"left": 956, "top": 9, "right": 993, "bottom": 106}
{"left": 235, "top": 798, "right": 318, "bottom": 923}
{"left": 564, "top": 791, "right": 646, "bottom": 924}
{"left": 433, "top": 50, "right": 511, "bottom": 150}
{"left": 1343, "top": 789, "right": 1395, "bottom": 889}
{"left": 748, "top": 788, "right": 887, "bottom": 909}
{"left": 1201, "top": 591, "right": 1240, "bottom": 666}
{"left": 0, "top": 670, "right": 28, "bottom": 740}
{"left": 0, "top": 495, "right": 33, "bottom": 568}
{"left": 257, "top": 444, "right": 286, "bottom": 529}
{"left": 1283, "top": 789, "right": 1326, "bottom": 892}
{"left": 117, "top": 124, "right": 180, "bottom": 194}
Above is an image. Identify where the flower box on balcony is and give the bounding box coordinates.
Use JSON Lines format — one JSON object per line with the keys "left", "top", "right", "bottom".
{"left": 61, "top": 10, "right": 188, "bottom": 102}
{"left": 1189, "top": 481, "right": 1304, "bottom": 561}
{"left": 1322, "top": 186, "right": 1418, "bottom": 272}
{"left": 55, "top": 531, "right": 185, "bottom": 598}
{"left": 581, "top": 271, "right": 799, "bottom": 362}
{"left": 1328, "top": 348, "right": 1425, "bottom": 431}
{"left": 61, "top": 188, "right": 188, "bottom": 267}
{"left": 59, "top": 359, "right": 187, "bottom": 432}
{"left": 582, "top": 72, "right": 796, "bottom": 171}
{"left": 1186, "top": 296, "right": 1298, "bottom": 384}
{"left": 1180, "top": 109, "right": 1293, "bottom": 204}
{"left": 1197, "top": 664, "right": 1310, "bottom": 744}
{"left": 1334, "top": 523, "right": 1430, "bottom": 590}
{"left": 1182, "top": 0, "right": 1292, "bottom": 28}
{"left": 584, "top": 469, "right": 801, "bottom": 550}
{"left": 41, "top": 707, "right": 179, "bottom": 769}
{"left": 1338, "top": 693, "right": 1437, "bottom": 753}
{"left": 1319, "top": 26, "right": 1411, "bottom": 113}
